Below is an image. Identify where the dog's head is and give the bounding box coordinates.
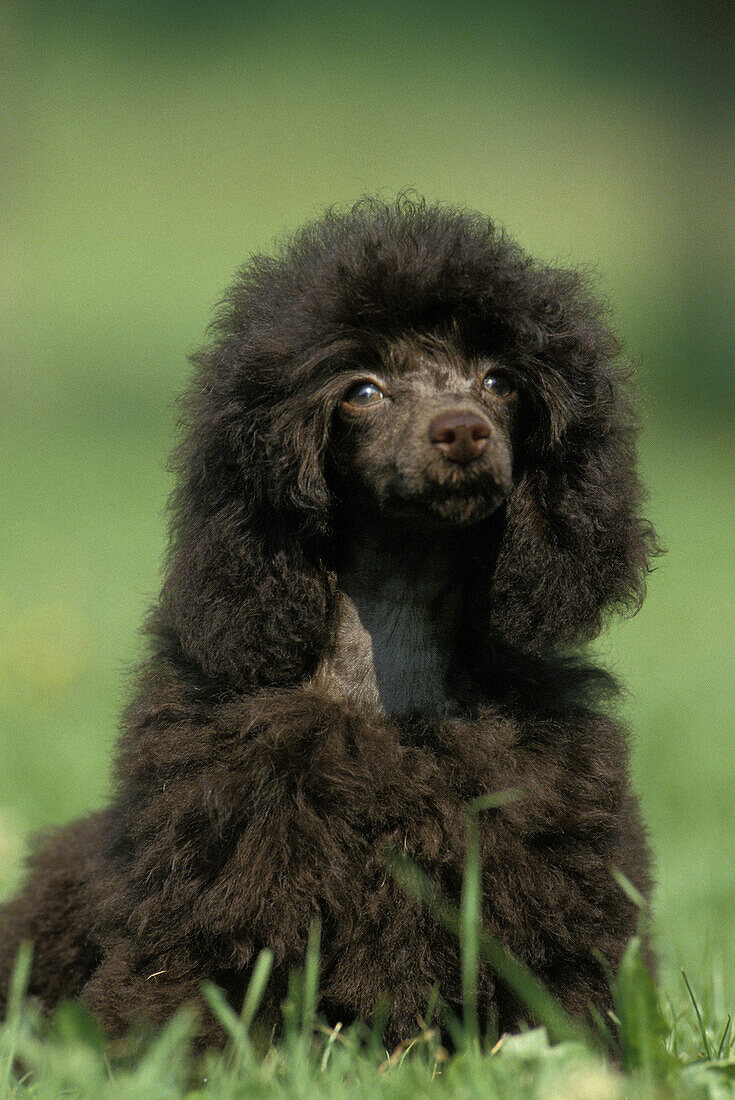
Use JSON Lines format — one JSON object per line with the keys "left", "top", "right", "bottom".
{"left": 328, "top": 333, "right": 517, "bottom": 530}
{"left": 159, "top": 198, "right": 656, "bottom": 689}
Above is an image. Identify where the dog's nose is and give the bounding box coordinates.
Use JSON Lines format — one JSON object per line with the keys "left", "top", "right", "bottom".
{"left": 429, "top": 410, "right": 491, "bottom": 464}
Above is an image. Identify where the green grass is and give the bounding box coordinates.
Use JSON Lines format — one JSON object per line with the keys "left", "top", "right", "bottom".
{"left": 1, "top": 876, "right": 734, "bottom": 1097}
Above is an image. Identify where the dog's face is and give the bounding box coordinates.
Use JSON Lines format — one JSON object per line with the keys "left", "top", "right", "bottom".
{"left": 328, "top": 337, "right": 520, "bottom": 529}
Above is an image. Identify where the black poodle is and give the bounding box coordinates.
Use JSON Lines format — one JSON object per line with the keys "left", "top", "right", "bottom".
{"left": 0, "top": 197, "right": 656, "bottom": 1046}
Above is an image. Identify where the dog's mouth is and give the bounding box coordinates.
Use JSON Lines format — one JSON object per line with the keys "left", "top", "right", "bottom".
{"left": 380, "top": 452, "right": 513, "bottom": 527}
{"left": 380, "top": 476, "right": 510, "bottom": 529}
{"left": 330, "top": 444, "right": 513, "bottom": 530}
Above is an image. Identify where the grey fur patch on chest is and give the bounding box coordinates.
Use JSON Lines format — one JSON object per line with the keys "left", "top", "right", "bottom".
{"left": 313, "top": 592, "right": 461, "bottom": 717}
{"left": 312, "top": 537, "right": 471, "bottom": 717}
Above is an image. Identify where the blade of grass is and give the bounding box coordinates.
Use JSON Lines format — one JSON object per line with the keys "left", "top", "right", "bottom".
{"left": 202, "top": 981, "right": 248, "bottom": 1060}
{"left": 281, "top": 969, "right": 299, "bottom": 1041}
{"left": 423, "top": 981, "right": 441, "bottom": 1031}
{"left": 128, "top": 1007, "right": 196, "bottom": 1093}
{"left": 682, "top": 970, "right": 714, "bottom": 1060}
{"left": 610, "top": 867, "right": 648, "bottom": 912}
{"left": 468, "top": 789, "right": 525, "bottom": 813}
{"left": 385, "top": 851, "right": 592, "bottom": 1047}
{"left": 203, "top": 950, "right": 274, "bottom": 1074}
{"left": 320, "top": 1021, "right": 343, "bottom": 1070}
{"left": 613, "top": 937, "right": 672, "bottom": 1079}
{"left": 461, "top": 811, "right": 481, "bottom": 1048}
{"left": 438, "top": 1003, "right": 466, "bottom": 1053}
{"left": 302, "top": 918, "right": 321, "bottom": 1037}
{"left": 241, "top": 949, "right": 274, "bottom": 1035}
{"left": 2, "top": 942, "right": 33, "bottom": 1094}
{"left": 462, "top": 791, "right": 523, "bottom": 1050}
{"left": 368, "top": 993, "right": 392, "bottom": 1060}
{"left": 588, "top": 1004, "right": 617, "bottom": 1053}
{"left": 715, "top": 1015, "right": 732, "bottom": 1060}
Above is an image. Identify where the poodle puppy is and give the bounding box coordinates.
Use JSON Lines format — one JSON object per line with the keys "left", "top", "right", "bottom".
{"left": 0, "top": 197, "right": 656, "bottom": 1046}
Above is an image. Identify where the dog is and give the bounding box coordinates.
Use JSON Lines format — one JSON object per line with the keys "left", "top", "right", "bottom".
{"left": 0, "top": 197, "right": 656, "bottom": 1046}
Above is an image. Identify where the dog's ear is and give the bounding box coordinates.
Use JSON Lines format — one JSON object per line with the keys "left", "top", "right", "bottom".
{"left": 483, "top": 357, "right": 658, "bottom": 653}
{"left": 157, "top": 340, "right": 336, "bottom": 689}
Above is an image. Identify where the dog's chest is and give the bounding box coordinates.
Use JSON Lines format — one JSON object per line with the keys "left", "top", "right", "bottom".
{"left": 313, "top": 589, "right": 462, "bottom": 718}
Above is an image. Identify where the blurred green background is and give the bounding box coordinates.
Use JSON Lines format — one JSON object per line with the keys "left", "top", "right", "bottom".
{"left": 1, "top": 0, "right": 733, "bottom": 1016}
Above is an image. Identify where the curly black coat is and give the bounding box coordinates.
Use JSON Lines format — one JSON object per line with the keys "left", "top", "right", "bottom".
{"left": 0, "top": 198, "right": 656, "bottom": 1046}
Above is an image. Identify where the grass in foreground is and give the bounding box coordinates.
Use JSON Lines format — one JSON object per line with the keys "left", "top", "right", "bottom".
{"left": 1, "top": 942, "right": 734, "bottom": 1099}
{"left": 1, "top": 853, "right": 734, "bottom": 1098}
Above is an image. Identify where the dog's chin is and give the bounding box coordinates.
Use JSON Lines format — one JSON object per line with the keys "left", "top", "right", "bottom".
{"left": 381, "top": 488, "right": 507, "bottom": 530}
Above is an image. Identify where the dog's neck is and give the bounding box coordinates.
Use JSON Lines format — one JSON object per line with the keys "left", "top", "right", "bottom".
{"left": 313, "top": 517, "right": 474, "bottom": 717}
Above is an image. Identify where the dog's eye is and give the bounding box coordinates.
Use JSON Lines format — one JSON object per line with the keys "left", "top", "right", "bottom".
{"left": 482, "top": 371, "right": 515, "bottom": 397}
{"left": 343, "top": 381, "right": 385, "bottom": 407}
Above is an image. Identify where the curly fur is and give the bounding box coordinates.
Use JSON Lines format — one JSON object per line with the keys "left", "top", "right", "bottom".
{"left": 0, "top": 197, "right": 657, "bottom": 1046}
